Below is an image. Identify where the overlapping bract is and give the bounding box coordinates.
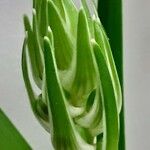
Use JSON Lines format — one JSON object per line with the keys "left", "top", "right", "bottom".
{"left": 22, "top": 0, "right": 122, "bottom": 149}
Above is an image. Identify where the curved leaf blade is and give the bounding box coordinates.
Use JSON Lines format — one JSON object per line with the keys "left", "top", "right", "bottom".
{"left": 93, "top": 42, "right": 119, "bottom": 150}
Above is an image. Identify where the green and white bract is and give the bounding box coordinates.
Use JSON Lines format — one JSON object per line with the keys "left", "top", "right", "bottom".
{"left": 22, "top": 0, "right": 122, "bottom": 149}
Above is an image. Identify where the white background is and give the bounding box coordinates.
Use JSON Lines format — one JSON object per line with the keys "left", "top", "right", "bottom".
{"left": 0, "top": 0, "right": 150, "bottom": 149}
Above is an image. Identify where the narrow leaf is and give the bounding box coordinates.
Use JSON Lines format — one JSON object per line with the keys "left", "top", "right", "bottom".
{"left": 98, "top": 1, "right": 125, "bottom": 149}
{"left": 93, "top": 41, "right": 119, "bottom": 150}
{"left": 0, "top": 109, "right": 31, "bottom": 149}
{"left": 94, "top": 20, "right": 122, "bottom": 113}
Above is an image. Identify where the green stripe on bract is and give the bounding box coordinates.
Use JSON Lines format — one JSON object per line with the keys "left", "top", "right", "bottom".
{"left": 62, "top": 0, "right": 78, "bottom": 37}
{"left": 22, "top": 39, "right": 49, "bottom": 132}
{"left": 23, "top": 15, "right": 42, "bottom": 89}
{"left": 70, "top": 9, "right": 96, "bottom": 106}
{"left": 47, "top": 0, "right": 73, "bottom": 70}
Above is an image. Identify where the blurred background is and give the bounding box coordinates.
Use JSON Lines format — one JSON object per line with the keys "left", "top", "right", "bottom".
{"left": 0, "top": 0, "right": 150, "bottom": 149}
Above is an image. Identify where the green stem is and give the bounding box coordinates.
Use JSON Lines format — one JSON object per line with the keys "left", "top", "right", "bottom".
{"left": 97, "top": 0, "right": 125, "bottom": 149}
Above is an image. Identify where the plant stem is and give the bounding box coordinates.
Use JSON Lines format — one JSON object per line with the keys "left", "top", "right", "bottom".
{"left": 97, "top": 0, "right": 125, "bottom": 149}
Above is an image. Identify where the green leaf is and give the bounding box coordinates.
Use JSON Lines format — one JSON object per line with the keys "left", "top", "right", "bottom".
{"left": 0, "top": 109, "right": 31, "bottom": 149}
{"left": 98, "top": 1, "right": 125, "bottom": 149}
{"left": 93, "top": 41, "right": 119, "bottom": 150}
{"left": 98, "top": 0, "right": 123, "bottom": 83}
{"left": 94, "top": 20, "right": 122, "bottom": 113}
